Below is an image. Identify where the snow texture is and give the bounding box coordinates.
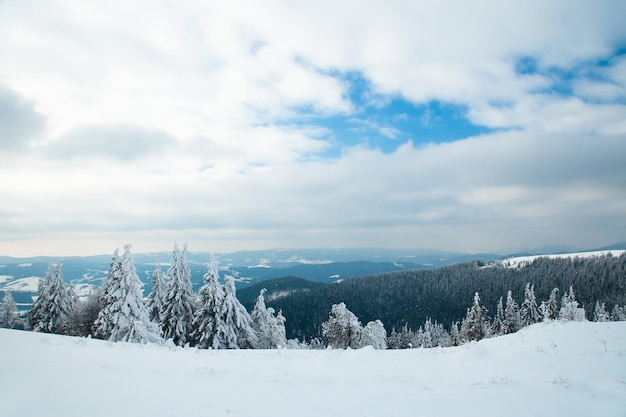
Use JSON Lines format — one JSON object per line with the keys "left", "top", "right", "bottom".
{"left": 1, "top": 321, "right": 624, "bottom": 417}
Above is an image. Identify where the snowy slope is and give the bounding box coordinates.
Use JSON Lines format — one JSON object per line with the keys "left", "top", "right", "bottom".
{"left": 1, "top": 321, "right": 625, "bottom": 417}
{"left": 500, "top": 249, "right": 626, "bottom": 268}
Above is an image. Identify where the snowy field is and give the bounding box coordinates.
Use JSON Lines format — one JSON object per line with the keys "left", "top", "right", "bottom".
{"left": 500, "top": 249, "right": 626, "bottom": 268}
{"left": 1, "top": 321, "right": 625, "bottom": 417}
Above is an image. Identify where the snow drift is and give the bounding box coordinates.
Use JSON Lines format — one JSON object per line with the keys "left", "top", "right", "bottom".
{"left": 1, "top": 321, "right": 625, "bottom": 417}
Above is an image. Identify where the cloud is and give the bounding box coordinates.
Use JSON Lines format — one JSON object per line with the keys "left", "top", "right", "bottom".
{"left": 44, "top": 124, "right": 178, "bottom": 161}
{"left": 0, "top": 1, "right": 625, "bottom": 256}
{"left": 3, "top": 130, "right": 624, "bottom": 255}
{"left": 0, "top": 85, "right": 46, "bottom": 151}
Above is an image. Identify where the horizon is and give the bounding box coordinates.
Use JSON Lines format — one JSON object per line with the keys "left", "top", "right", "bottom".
{"left": 1, "top": 1, "right": 625, "bottom": 257}
{"left": 1, "top": 240, "right": 624, "bottom": 260}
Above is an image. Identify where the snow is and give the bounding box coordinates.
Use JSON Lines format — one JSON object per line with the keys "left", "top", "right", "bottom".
{"left": 1, "top": 321, "right": 624, "bottom": 417}
{"left": 0, "top": 275, "right": 12, "bottom": 284}
{"left": 500, "top": 249, "right": 626, "bottom": 268}
{"left": 17, "top": 262, "right": 33, "bottom": 267}
{"left": 1, "top": 276, "right": 40, "bottom": 292}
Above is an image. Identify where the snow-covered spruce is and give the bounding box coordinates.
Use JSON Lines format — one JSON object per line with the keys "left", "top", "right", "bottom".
{"left": 216, "top": 275, "right": 258, "bottom": 349}
{"left": 191, "top": 260, "right": 226, "bottom": 349}
{"left": 559, "top": 285, "right": 585, "bottom": 321}
{"left": 251, "top": 288, "right": 287, "bottom": 349}
{"left": 502, "top": 290, "right": 520, "bottom": 335}
{"left": 146, "top": 263, "right": 166, "bottom": 323}
{"left": 460, "top": 292, "right": 489, "bottom": 342}
{"left": 93, "top": 244, "right": 162, "bottom": 344}
{"left": 0, "top": 290, "right": 17, "bottom": 328}
{"left": 160, "top": 243, "right": 196, "bottom": 346}
{"left": 28, "top": 263, "right": 76, "bottom": 334}
{"left": 520, "top": 282, "right": 540, "bottom": 327}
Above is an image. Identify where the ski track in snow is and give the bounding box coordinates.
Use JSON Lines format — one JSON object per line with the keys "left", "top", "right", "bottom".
{"left": 1, "top": 321, "right": 625, "bottom": 417}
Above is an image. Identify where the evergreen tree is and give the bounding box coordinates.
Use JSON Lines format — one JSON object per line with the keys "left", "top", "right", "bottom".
{"left": 28, "top": 264, "right": 75, "bottom": 334}
{"left": 540, "top": 287, "right": 560, "bottom": 321}
{"left": 387, "top": 324, "right": 414, "bottom": 349}
{"left": 217, "top": 275, "right": 258, "bottom": 349}
{"left": 191, "top": 261, "right": 226, "bottom": 349}
{"left": 491, "top": 296, "right": 505, "bottom": 336}
{"left": 461, "top": 292, "right": 489, "bottom": 342}
{"left": 611, "top": 304, "right": 626, "bottom": 321}
{"left": 593, "top": 302, "right": 610, "bottom": 322}
{"left": 502, "top": 290, "right": 520, "bottom": 334}
{"left": 93, "top": 244, "right": 162, "bottom": 344}
{"left": 146, "top": 263, "right": 166, "bottom": 323}
{"left": 0, "top": 291, "right": 17, "bottom": 328}
{"left": 559, "top": 285, "right": 585, "bottom": 321}
{"left": 520, "top": 283, "right": 540, "bottom": 327}
{"left": 161, "top": 243, "right": 196, "bottom": 346}
{"left": 449, "top": 321, "right": 462, "bottom": 346}
{"left": 321, "top": 302, "right": 363, "bottom": 349}
{"left": 251, "top": 288, "right": 287, "bottom": 349}
{"left": 359, "top": 320, "right": 387, "bottom": 349}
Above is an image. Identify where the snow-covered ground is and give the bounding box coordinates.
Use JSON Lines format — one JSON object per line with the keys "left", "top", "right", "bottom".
{"left": 500, "top": 249, "right": 626, "bottom": 268}
{"left": 1, "top": 321, "right": 625, "bottom": 417}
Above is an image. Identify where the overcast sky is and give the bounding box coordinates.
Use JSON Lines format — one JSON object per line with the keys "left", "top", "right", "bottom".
{"left": 1, "top": 0, "right": 625, "bottom": 257}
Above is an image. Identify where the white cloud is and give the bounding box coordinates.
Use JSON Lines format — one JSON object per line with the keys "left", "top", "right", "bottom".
{"left": 0, "top": 0, "right": 625, "bottom": 256}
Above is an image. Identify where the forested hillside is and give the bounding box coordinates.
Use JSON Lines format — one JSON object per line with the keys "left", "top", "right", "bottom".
{"left": 265, "top": 254, "right": 626, "bottom": 340}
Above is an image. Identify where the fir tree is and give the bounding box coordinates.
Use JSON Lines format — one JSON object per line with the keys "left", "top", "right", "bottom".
{"left": 449, "top": 321, "right": 462, "bottom": 346}
{"left": 520, "top": 283, "right": 540, "bottom": 327}
{"left": 146, "top": 263, "right": 166, "bottom": 323}
{"left": 161, "top": 243, "right": 196, "bottom": 346}
{"left": 217, "top": 275, "right": 257, "bottom": 349}
{"left": 28, "top": 264, "right": 75, "bottom": 334}
{"left": 491, "top": 296, "right": 505, "bottom": 336}
{"left": 321, "top": 302, "right": 363, "bottom": 349}
{"left": 0, "top": 291, "right": 17, "bottom": 328}
{"left": 191, "top": 261, "right": 226, "bottom": 349}
{"left": 559, "top": 285, "right": 584, "bottom": 321}
{"left": 251, "top": 288, "right": 287, "bottom": 349}
{"left": 611, "top": 304, "right": 626, "bottom": 321}
{"left": 593, "top": 302, "right": 610, "bottom": 322}
{"left": 461, "top": 292, "right": 489, "bottom": 342}
{"left": 93, "top": 245, "right": 162, "bottom": 344}
{"left": 388, "top": 324, "right": 414, "bottom": 349}
{"left": 502, "top": 290, "right": 520, "bottom": 334}
{"left": 540, "top": 287, "right": 560, "bottom": 321}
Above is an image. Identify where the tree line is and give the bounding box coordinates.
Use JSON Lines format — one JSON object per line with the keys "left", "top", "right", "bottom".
{"left": 264, "top": 253, "right": 626, "bottom": 341}
{"left": 1, "top": 247, "right": 624, "bottom": 350}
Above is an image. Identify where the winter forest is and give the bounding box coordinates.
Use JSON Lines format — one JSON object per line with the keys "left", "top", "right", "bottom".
{"left": 1, "top": 243, "right": 625, "bottom": 351}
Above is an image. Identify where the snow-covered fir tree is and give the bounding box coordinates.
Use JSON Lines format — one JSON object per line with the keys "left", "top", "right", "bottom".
{"left": 416, "top": 325, "right": 432, "bottom": 348}
{"left": 502, "top": 290, "right": 520, "bottom": 334}
{"left": 559, "top": 285, "right": 585, "bottom": 321}
{"left": 0, "top": 290, "right": 17, "bottom": 328}
{"left": 593, "top": 302, "right": 610, "bottom": 322}
{"left": 191, "top": 260, "right": 226, "bottom": 349}
{"left": 491, "top": 296, "right": 505, "bottom": 336}
{"left": 93, "top": 244, "right": 162, "bottom": 344}
{"left": 449, "top": 321, "right": 462, "bottom": 346}
{"left": 28, "top": 264, "right": 76, "bottom": 334}
{"left": 321, "top": 302, "right": 363, "bottom": 349}
{"left": 216, "top": 275, "right": 258, "bottom": 349}
{"left": 251, "top": 288, "right": 287, "bottom": 349}
{"left": 611, "top": 304, "right": 626, "bottom": 321}
{"left": 161, "top": 243, "right": 196, "bottom": 346}
{"left": 461, "top": 292, "right": 489, "bottom": 341}
{"left": 520, "top": 283, "right": 540, "bottom": 327}
{"left": 359, "top": 319, "right": 387, "bottom": 349}
{"left": 540, "top": 287, "right": 560, "bottom": 321}
{"left": 388, "top": 324, "right": 415, "bottom": 349}
{"left": 146, "top": 263, "right": 166, "bottom": 323}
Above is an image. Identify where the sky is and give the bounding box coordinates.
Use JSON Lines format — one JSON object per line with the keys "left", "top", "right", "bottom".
{"left": 1, "top": 0, "right": 626, "bottom": 257}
